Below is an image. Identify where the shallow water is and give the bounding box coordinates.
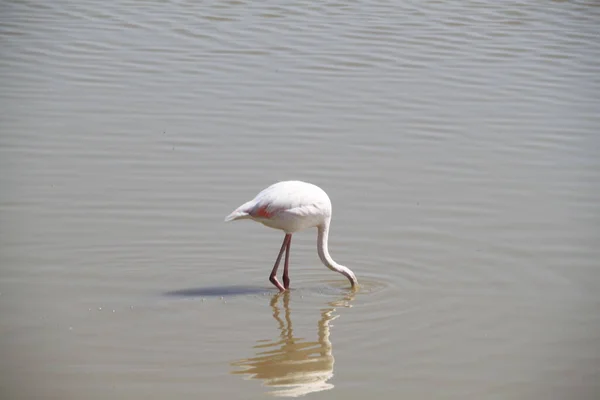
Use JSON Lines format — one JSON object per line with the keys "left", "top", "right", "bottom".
{"left": 1, "top": 0, "right": 599, "bottom": 399}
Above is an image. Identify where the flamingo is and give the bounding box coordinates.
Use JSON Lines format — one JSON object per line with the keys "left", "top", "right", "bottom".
{"left": 225, "top": 181, "right": 357, "bottom": 292}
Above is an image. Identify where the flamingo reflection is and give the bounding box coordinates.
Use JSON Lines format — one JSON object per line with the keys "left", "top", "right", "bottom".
{"left": 230, "top": 291, "right": 354, "bottom": 397}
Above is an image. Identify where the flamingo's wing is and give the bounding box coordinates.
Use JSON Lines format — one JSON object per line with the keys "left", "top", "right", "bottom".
{"left": 247, "top": 182, "right": 329, "bottom": 219}
{"left": 225, "top": 180, "right": 330, "bottom": 222}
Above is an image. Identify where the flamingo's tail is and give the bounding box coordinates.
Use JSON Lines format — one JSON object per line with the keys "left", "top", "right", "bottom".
{"left": 224, "top": 201, "right": 253, "bottom": 222}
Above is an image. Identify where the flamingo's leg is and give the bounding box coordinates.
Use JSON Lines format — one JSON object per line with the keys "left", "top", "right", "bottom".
{"left": 283, "top": 234, "right": 292, "bottom": 289}
{"left": 269, "top": 234, "right": 291, "bottom": 292}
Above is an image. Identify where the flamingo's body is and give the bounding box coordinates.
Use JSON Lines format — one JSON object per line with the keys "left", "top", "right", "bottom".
{"left": 225, "top": 181, "right": 357, "bottom": 292}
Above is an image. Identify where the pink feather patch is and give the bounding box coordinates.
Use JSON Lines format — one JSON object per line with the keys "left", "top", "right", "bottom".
{"left": 253, "top": 205, "right": 271, "bottom": 218}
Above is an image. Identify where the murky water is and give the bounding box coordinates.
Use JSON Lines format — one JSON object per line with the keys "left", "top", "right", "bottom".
{"left": 1, "top": 0, "right": 599, "bottom": 399}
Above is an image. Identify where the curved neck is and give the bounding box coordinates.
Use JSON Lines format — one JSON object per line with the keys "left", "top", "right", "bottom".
{"left": 317, "top": 219, "right": 357, "bottom": 287}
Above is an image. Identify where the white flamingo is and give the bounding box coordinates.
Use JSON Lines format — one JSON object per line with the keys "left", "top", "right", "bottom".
{"left": 225, "top": 181, "right": 357, "bottom": 292}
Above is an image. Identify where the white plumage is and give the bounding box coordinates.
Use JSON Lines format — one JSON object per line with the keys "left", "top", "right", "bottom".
{"left": 225, "top": 181, "right": 357, "bottom": 292}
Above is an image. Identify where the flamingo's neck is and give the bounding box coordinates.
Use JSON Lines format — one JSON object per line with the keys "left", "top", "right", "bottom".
{"left": 317, "top": 219, "right": 357, "bottom": 287}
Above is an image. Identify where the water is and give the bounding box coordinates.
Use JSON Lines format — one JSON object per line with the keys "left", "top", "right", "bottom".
{"left": 1, "top": 0, "right": 599, "bottom": 399}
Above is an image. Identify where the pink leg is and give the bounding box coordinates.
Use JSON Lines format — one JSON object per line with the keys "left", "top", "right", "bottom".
{"left": 269, "top": 234, "right": 291, "bottom": 292}
{"left": 283, "top": 235, "right": 292, "bottom": 289}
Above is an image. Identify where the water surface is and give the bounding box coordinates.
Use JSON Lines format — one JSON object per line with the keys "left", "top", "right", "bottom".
{"left": 1, "top": 0, "right": 599, "bottom": 399}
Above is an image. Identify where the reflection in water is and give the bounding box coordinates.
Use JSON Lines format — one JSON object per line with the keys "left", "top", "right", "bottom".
{"left": 231, "top": 291, "right": 354, "bottom": 397}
